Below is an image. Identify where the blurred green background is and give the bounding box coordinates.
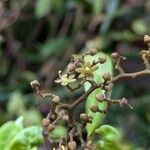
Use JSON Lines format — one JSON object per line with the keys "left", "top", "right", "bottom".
{"left": 0, "top": 0, "right": 150, "bottom": 149}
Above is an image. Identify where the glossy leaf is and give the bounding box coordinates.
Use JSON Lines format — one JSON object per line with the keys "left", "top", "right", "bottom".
{"left": 84, "top": 52, "right": 113, "bottom": 137}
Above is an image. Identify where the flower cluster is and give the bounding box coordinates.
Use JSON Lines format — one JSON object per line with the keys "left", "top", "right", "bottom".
{"left": 31, "top": 35, "right": 150, "bottom": 150}
{"left": 54, "top": 48, "right": 108, "bottom": 91}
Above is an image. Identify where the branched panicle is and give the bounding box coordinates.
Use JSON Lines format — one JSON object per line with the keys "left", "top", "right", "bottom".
{"left": 31, "top": 35, "right": 150, "bottom": 150}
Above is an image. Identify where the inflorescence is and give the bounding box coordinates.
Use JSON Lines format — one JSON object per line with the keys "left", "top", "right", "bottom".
{"left": 31, "top": 35, "right": 150, "bottom": 150}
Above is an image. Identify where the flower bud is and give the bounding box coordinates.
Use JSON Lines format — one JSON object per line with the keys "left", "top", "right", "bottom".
{"left": 47, "top": 123, "right": 55, "bottom": 132}
{"left": 144, "top": 35, "right": 150, "bottom": 43}
{"left": 68, "top": 63, "right": 76, "bottom": 72}
{"left": 99, "top": 57, "right": 106, "bottom": 64}
{"left": 42, "top": 118, "right": 50, "bottom": 127}
{"left": 95, "top": 94, "right": 104, "bottom": 102}
{"left": 80, "top": 113, "right": 89, "bottom": 122}
{"left": 111, "top": 52, "right": 119, "bottom": 59}
{"left": 89, "top": 48, "right": 97, "bottom": 55}
{"left": 104, "top": 85, "right": 111, "bottom": 91}
{"left": 90, "top": 105, "right": 99, "bottom": 112}
{"left": 52, "top": 96, "right": 60, "bottom": 104}
{"left": 30, "top": 80, "right": 40, "bottom": 88}
{"left": 68, "top": 141, "right": 77, "bottom": 150}
{"left": 103, "top": 72, "right": 111, "bottom": 81}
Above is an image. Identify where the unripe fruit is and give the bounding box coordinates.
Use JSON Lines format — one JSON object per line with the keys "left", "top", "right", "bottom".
{"left": 103, "top": 72, "right": 111, "bottom": 81}
{"left": 68, "top": 141, "right": 77, "bottom": 150}
{"left": 111, "top": 52, "right": 119, "bottom": 59}
{"left": 90, "top": 48, "right": 97, "bottom": 55}
{"left": 144, "top": 35, "right": 150, "bottom": 43}
{"left": 52, "top": 96, "right": 60, "bottom": 104}
{"left": 99, "top": 57, "right": 106, "bottom": 64}
{"left": 47, "top": 123, "right": 55, "bottom": 132}
{"left": 95, "top": 94, "right": 104, "bottom": 102}
{"left": 42, "top": 118, "right": 50, "bottom": 127}
{"left": 90, "top": 105, "right": 99, "bottom": 112}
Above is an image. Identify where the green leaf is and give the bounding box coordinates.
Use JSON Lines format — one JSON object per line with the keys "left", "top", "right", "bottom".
{"left": 7, "top": 126, "right": 44, "bottom": 150}
{"left": 35, "top": 0, "right": 52, "bottom": 18}
{"left": 96, "top": 140, "right": 120, "bottom": 150}
{"left": 95, "top": 125, "right": 120, "bottom": 150}
{"left": 0, "top": 117, "right": 23, "bottom": 150}
{"left": 84, "top": 52, "right": 113, "bottom": 137}
{"left": 95, "top": 125, "right": 119, "bottom": 142}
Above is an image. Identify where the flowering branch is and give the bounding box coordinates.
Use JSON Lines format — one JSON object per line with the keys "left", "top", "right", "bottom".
{"left": 31, "top": 35, "right": 150, "bottom": 150}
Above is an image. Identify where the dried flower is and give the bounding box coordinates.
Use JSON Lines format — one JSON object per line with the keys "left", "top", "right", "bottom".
{"left": 55, "top": 71, "right": 76, "bottom": 86}
{"left": 119, "top": 97, "right": 128, "bottom": 107}
{"left": 119, "top": 97, "right": 133, "bottom": 109}
{"left": 75, "top": 62, "right": 99, "bottom": 79}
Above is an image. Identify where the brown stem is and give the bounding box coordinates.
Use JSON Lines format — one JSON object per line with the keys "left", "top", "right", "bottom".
{"left": 42, "top": 128, "right": 51, "bottom": 150}
{"left": 70, "top": 85, "right": 97, "bottom": 110}
{"left": 111, "top": 69, "right": 150, "bottom": 83}
{"left": 115, "top": 57, "right": 124, "bottom": 73}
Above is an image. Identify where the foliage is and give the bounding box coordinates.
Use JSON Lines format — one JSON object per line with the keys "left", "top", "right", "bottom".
{"left": 0, "top": 117, "right": 44, "bottom": 150}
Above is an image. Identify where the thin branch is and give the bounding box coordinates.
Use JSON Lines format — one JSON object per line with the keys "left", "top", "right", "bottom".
{"left": 111, "top": 69, "right": 150, "bottom": 83}
{"left": 42, "top": 128, "right": 51, "bottom": 150}
{"left": 70, "top": 85, "right": 96, "bottom": 110}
